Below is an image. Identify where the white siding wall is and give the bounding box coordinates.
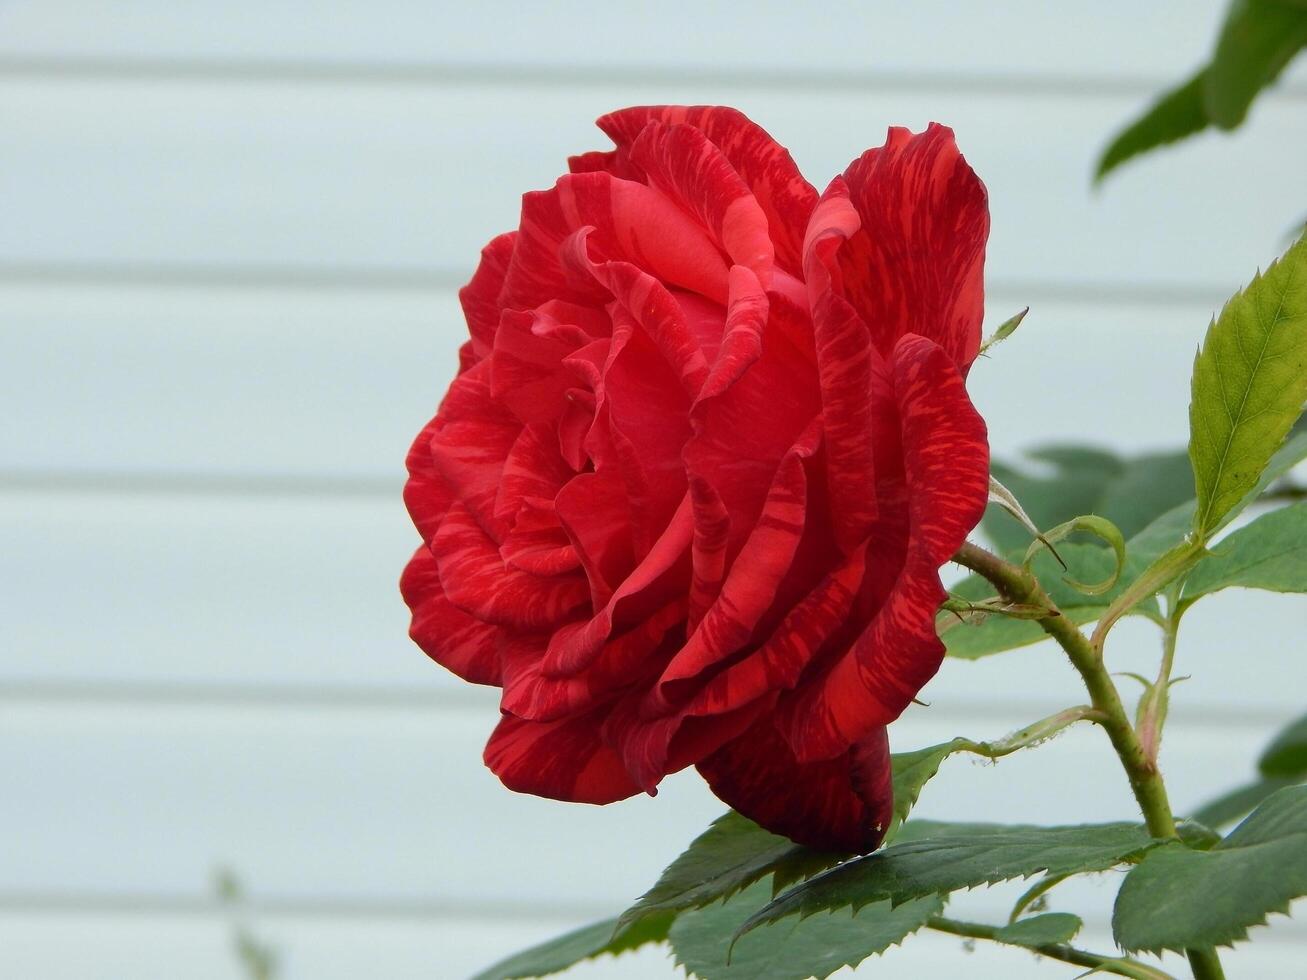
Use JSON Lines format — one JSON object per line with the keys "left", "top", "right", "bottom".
{"left": 2, "top": 2, "right": 1305, "bottom": 977}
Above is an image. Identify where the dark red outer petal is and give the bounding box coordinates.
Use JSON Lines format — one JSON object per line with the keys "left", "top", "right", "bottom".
{"left": 484, "top": 711, "right": 642, "bottom": 805}
{"left": 698, "top": 719, "right": 893, "bottom": 854}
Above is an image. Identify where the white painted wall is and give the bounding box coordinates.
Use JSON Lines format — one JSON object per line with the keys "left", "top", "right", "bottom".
{"left": 1, "top": 2, "right": 1304, "bottom": 977}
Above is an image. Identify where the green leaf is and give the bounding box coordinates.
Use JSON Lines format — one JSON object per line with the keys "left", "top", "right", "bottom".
{"left": 1190, "top": 776, "right": 1301, "bottom": 829}
{"left": 617, "top": 812, "right": 843, "bottom": 934}
{"left": 1113, "top": 785, "right": 1307, "bottom": 952}
{"left": 1096, "top": 70, "right": 1208, "bottom": 182}
{"left": 736, "top": 821, "right": 1163, "bottom": 938}
{"left": 888, "top": 740, "right": 969, "bottom": 836}
{"left": 1226, "top": 427, "right": 1307, "bottom": 527}
{"left": 1205, "top": 0, "right": 1307, "bottom": 128}
{"left": 992, "top": 912, "right": 1083, "bottom": 948}
{"left": 1188, "top": 235, "right": 1307, "bottom": 539}
{"left": 669, "top": 881, "right": 940, "bottom": 980}
{"left": 470, "top": 914, "right": 670, "bottom": 980}
{"left": 1184, "top": 500, "right": 1307, "bottom": 600}
{"left": 1113, "top": 431, "right": 1307, "bottom": 603}
{"left": 1260, "top": 711, "right": 1307, "bottom": 777}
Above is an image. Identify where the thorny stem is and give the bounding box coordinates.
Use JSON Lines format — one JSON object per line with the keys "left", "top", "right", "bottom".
{"left": 952, "top": 541, "right": 1177, "bottom": 837}
{"left": 951, "top": 540, "right": 1227, "bottom": 980}
{"left": 926, "top": 915, "right": 1176, "bottom": 979}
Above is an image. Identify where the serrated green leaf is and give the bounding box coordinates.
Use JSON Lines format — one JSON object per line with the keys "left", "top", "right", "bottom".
{"left": 737, "top": 822, "right": 1162, "bottom": 938}
{"left": 1190, "top": 776, "right": 1301, "bottom": 828}
{"left": 992, "top": 912, "right": 1083, "bottom": 948}
{"left": 1205, "top": 0, "right": 1307, "bottom": 128}
{"left": 617, "top": 812, "right": 842, "bottom": 934}
{"left": 670, "top": 881, "right": 940, "bottom": 980}
{"left": 1113, "top": 785, "right": 1307, "bottom": 952}
{"left": 1113, "top": 431, "right": 1307, "bottom": 605}
{"left": 470, "top": 913, "right": 670, "bottom": 980}
{"left": 1189, "top": 235, "right": 1307, "bottom": 539}
{"left": 1260, "top": 711, "right": 1307, "bottom": 777}
{"left": 1096, "top": 70, "right": 1208, "bottom": 181}
{"left": 888, "top": 740, "right": 968, "bottom": 836}
{"left": 1184, "top": 500, "right": 1307, "bottom": 600}
{"left": 1226, "top": 427, "right": 1307, "bottom": 525}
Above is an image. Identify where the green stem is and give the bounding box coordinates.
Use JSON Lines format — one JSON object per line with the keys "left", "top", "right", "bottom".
{"left": 926, "top": 915, "right": 1175, "bottom": 979}
{"left": 1185, "top": 948, "right": 1227, "bottom": 980}
{"left": 1089, "top": 540, "right": 1203, "bottom": 654}
{"left": 953, "top": 541, "right": 1176, "bottom": 838}
{"left": 952, "top": 541, "right": 1227, "bottom": 980}
{"left": 1137, "top": 590, "right": 1184, "bottom": 766}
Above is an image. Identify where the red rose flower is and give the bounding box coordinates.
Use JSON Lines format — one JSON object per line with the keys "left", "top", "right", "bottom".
{"left": 402, "top": 105, "right": 989, "bottom": 853}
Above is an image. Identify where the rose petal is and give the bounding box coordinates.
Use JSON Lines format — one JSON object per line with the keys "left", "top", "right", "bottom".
{"left": 655, "top": 419, "right": 821, "bottom": 700}
{"left": 484, "top": 711, "right": 641, "bottom": 805}
{"left": 627, "top": 120, "right": 774, "bottom": 281}
{"left": 399, "top": 546, "right": 501, "bottom": 686}
{"left": 563, "top": 228, "right": 711, "bottom": 397}
{"left": 434, "top": 499, "right": 590, "bottom": 631}
{"left": 489, "top": 306, "right": 601, "bottom": 425}
{"left": 597, "top": 106, "right": 818, "bottom": 276}
{"left": 494, "top": 422, "right": 576, "bottom": 526}
{"left": 427, "top": 363, "right": 522, "bottom": 542}
{"left": 614, "top": 544, "right": 868, "bottom": 787}
{"left": 505, "top": 171, "right": 731, "bottom": 310}
{"left": 459, "top": 232, "right": 516, "bottom": 361}
{"left": 554, "top": 470, "right": 635, "bottom": 609}
{"left": 804, "top": 178, "right": 881, "bottom": 551}
{"left": 403, "top": 413, "right": 452, "bottom": 546}
{"left": 499, "top": 499, "right": 581, "bottom": 576}
{"left": 838, "top": 124, "right": 989, "bottom": 374}
{"left": 683, "top": 286, "right": 820, "bottom": 549}
{"left": 500, "top": 600, "right": 685, "bottom": 721}
{"left": 544, "top": 492, "right": 693, "bottom": 676}
{"left": 781, "top": 334, "right": 989, "bottom": 761}
{"left": 698, "top": 720, "right": 893, "bottom": 853}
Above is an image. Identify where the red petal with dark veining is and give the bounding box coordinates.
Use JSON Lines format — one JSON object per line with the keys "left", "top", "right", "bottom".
{"left": 655, "top": 419, "right": 821, "bottom": 702}
{"left": 803, "top": 178, "right": 890, "bottom": 553}
{"left": 427, "top": 362, "right": 521, "bottom": 542}
{"left": 504, "top": 172, "right": 730, "bottom": 311}
{"left": 494, "top": 422, "right": 575, "bottom": 527}
{"left": 614, "top": 544, "right": 867, "bottom": 788}
{"left": 489, "top": 302, "right": 606, "bottom": 425}
{"left": 434, "top": 499, "right": 590, "bottom": 631}
{"left": 781, "top": 334, "right": 989, "bottom": 761}
{"left": 484, "top": 711, "right": 642, "bottom": 805}
{"left": 597, "top": 106, "right": 818, "bottom": 276}
{"left": 399, "top": 546, "right": 501, "bottom": 686}
{"left": 500, "top": 600, "right": 684, "bottom": 722}
{"left": 698, "top": 720, "right": 893, "bottom": 853}
{"left": 837, "top": 124, "right": 989, "bottom": 374}
{"left": 627, "top": 121, "right": 774, "bottom": 281}
{"left": 499, "top": 499, "right": 581, "bottom": 576}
